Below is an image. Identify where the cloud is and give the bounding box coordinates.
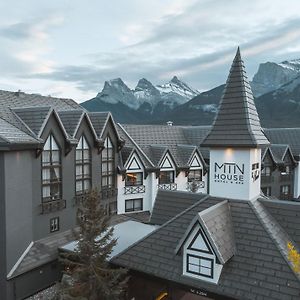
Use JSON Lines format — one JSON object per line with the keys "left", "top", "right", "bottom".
{"left": 0, "top": 15, "right": 64, "bottom": 75}
{"left": 2, "top": 0, "right": 300, "bottom": 101}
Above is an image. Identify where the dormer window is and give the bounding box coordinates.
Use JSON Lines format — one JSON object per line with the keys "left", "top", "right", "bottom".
{"left": 42, "top": 134, "right": 61, "bottom": 202}
{"left": 183, "top": 226, "right": 220, "bottom": 283}
{"left": 125, "top": 172, "right": 143, "bottom": 186}
{"left": 159, "top": 171, "right": 174, "bottom": 184}
{"left": 177, "top": 201, "right": 235, "bottom": 285}
{"left": 261, "top": 166, "right": 271, "bottom": 176}
{"left": 188, "top": 170, "right": 202, "bottom": 182}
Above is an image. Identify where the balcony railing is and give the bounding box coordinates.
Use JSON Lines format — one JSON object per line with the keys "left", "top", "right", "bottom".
{"left": 41, "top": 199, "right": 66, "bottom": 214}
{"left": 100, "top": 187, "right": 118, "bottom": 200}
{"left": 187, "top": 181, "right": 205, "bottom": 192}
{"left": 157, "top": 183, "right": 177, "bottom": 191}
{"left": 280, "top": 193, "right": 293, "bottom": 200}
{"left": 280, "top": 173, "right": 293, "bottom": 182}
{"left": 124, "top": 185, "right": 146, "bottom": 195}
{"left": 261, "top": 175, "right": 273, "bottom": 184}
{"left": 74, "top": 193, "right": 88, "bottom": 206}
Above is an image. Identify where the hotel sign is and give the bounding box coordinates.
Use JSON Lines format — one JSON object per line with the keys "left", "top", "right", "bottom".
{"left": 214, "top": 162, "right": 244, "bottom": 184}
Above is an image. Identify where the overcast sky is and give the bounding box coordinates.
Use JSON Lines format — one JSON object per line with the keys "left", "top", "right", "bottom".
{"left": 1, "top": 0, "right": 300, "bottom": 102}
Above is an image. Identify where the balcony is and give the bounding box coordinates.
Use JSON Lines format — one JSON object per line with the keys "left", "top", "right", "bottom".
{"left": 280, "top": 193, "right": 293, "bottom": 200}
{"left": 261, "top": 175, "right": 273, "bottom": 184}
{"left": 187, "top": 181, "right": 205, "bottom": 192}
{"left": 74, "top": 193, "right": 88, "bottom": 206}
{"left": 41, "top": 199, "right": 66, "bottom": 214}
{"left": 100, "top": 187, "right": 118, "bottom": 200}
{"left": 157, "top": 183, "right": 177, "bottom": 191}
{"left": 124, "top": 185, "right": 146, "bottom": 195}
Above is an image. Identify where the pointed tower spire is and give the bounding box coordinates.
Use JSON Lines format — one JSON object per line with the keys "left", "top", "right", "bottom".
{"left": 201, "top": 47, "right": 269, "bottom": 148}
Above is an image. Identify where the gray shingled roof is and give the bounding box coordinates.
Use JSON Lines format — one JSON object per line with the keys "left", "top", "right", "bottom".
{"left": 88, "top": 112, "right": 109, "bottom": 138}
{"left": 112, "top": 191, "right": 300, "bottom": 300}
{"left": 260, "top": 198, "right": 300, "bottom": 244}
{"left": 199, "top": 200, "right": 235, "bottom": 264}
{"left": 150, "top": 190, "right": 208, "bottom": 225}
{"left": 265, "top": 128, "right": 300, "bottom": 156}
{"left": 0, "top": 117, "right": 39, "bottom": 145}
{"left": 201, "top": 48, "right": 269, "bottom": 148}
{"left": 0, "top": 90, "right": 82, "bottom": 146}
{"left": 8, "top": 211, "right": 150, "bottom": 279}
{"left": 120, "top": 124, "right": 207, "bottom": 168}
{"left": 57, "top": 110, "right": 84, "bottom": 138}
{"left": 12, "top": 106, "right": 51, "bottom": 137}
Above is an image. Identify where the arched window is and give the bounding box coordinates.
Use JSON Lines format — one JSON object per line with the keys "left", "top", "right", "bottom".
{"left": 102, "top": 136, "right": 114, "bottom": 188}
{"left": 76, "top": 136, "right": 91, "bottom": 194}
{"left": 42, "top": 134, "right": 61, "bottom": 202}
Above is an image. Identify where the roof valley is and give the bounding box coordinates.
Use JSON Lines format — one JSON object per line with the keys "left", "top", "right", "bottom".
{"left": 250, "top": 199, "right": 300, "bottom": 281}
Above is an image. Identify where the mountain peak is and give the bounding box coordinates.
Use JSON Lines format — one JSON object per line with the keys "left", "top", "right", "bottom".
{"left": 170, "top": 76, "right": 180, "bottom": 83}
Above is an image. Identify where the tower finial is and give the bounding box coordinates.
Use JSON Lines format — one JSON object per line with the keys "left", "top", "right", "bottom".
{"left": 234, "top": 46, "right": 241, "bottom": 61}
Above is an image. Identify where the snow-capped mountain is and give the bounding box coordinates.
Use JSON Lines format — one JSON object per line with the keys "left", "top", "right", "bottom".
{"left": 87, "top": 76, "right": 200, "bottom": 112}
{"left": 157, "top": 76, "right": 200, "bottom": 100}
{"left": 251, "top": 59, "right": 300, "bottom": 97}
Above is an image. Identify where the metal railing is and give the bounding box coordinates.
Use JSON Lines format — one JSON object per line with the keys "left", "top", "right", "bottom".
{"left": 100, "top": 187, "right": 118, "bottom": 200}
{"left": 41, "top": 199, "right": 66, "bottom": 214}
{"left": 124, "top": 185, "right": 146, "bottom": 195}
{"left": 157, "top": 183, "right": 177, "bottom": 191}
{"left": 187, "top": 181, "right": 205, "bottom": 192}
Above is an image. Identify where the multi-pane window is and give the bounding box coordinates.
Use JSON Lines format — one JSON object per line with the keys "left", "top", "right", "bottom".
{"left": 42, "top": 134, "right": 61, "bottom": 202}
{"left": 262, "top": 186, "right": 271, "bottom": 197}
{"left": 281, "top": 185, "right": 290, "bottom": 195}
{"left": 281, "top": 165, "right": 291, "bottom": 175}
{"left": 188, "top": 169, "right": 202, "bottom": 182}
{"left": 125, "top": 172, "right": 143, "bottom": 186}
{"left": 50, "top": 217, "right": 59, "bottom": 232}
{"left": 187, "top": 254, "right": 213, "bottom": 278}
{"left": 159, "top": 171, "right": 174, "bottom": 184}
{"left": 261, "top": 166, "right": 271, "bottom": 176}
{"left": 76, "top": 136, "right": 91, "bottom": 194}
{"left": 125, "top": 198, "right": 143, "bottom": 212}
{"left": 102, "top": 136, "right": 114, "bottom": 188}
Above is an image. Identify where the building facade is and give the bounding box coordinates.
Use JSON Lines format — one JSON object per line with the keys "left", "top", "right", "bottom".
{"left": 0, "top": 91, "right": 124, "bottom": 299}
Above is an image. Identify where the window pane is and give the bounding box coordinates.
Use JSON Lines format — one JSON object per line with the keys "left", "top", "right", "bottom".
{"left": 42, "top": 151, "right": 50, "bottom": 165}
{"left": 84, "top": 180, "right": 91, "bottom": 191}
{"left": 51, "top": 136, "right": 59, "bottom": 150}
{"left": 83, "top": 150, "right": 90, "bottom": 161}
{"left": 125, "top": 200, "right": 134, "bottom": 211}
{"left": 200, "top": 267, "right": 211, "bottom": 276}
{"left": 52, "top": 150, "right": 60, "bottom": 164}
{"left": 201, "top": 259, "right": 212, "bottom": 268}
{"left": 83, "top": 137, "right": 89, "bottom": 149}
{"left": 83, "top": 164, "right": 90, "bottom": 176}
{"left": 76, "top": 150, "right": 82, "bottom": 161}
{"left": 42, "top": 169, "right": 50, "bottom": 182}
{"left": 43, "top": 186, "right": 50, "bottom": 197}
{"left": 76, "top": 180, "right": 83, "bottom": 192}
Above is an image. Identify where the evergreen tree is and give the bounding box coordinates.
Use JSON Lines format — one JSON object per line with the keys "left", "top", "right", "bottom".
{"left": 56, "top": 189, "right": 127, "bottom": 300}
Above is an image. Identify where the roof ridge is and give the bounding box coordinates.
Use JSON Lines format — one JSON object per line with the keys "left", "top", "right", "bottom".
{"left": 111, "top": 194, "right": 211, "bottom": 262}
{"left": 249, "top": 199, "right": 300, "bottom": 281}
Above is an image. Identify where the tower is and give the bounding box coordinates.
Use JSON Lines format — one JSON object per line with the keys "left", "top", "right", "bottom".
{"left": 201, "top": 48, "right": 269, "bottom": 200}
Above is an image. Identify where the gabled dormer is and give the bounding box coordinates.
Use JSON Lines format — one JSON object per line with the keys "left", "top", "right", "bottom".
{"left": 176, "top": 201, "right": 235, "bottom": 284}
